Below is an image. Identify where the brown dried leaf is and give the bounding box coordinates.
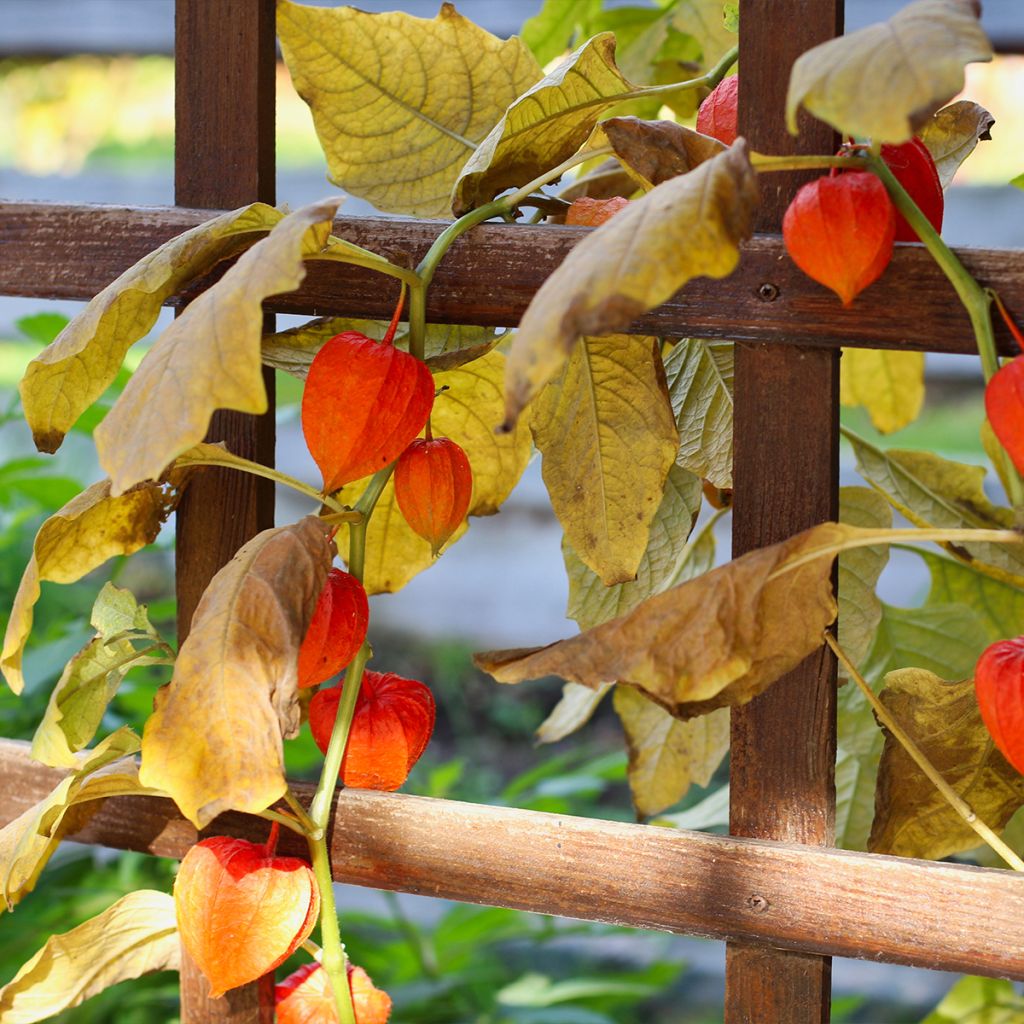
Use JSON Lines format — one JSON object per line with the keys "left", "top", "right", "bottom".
{"left": 919, "top": 99, "right": 995, "bottom": 190}
{"left": 595, "top": 116, "right": 725, "bottom": 190}
{"left": 138, "top": 517, "right": 333, "bottom": 827}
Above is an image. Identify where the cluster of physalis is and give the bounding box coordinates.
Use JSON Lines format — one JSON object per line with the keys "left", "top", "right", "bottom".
{"left": 174, "top": 290, "right": 468, "bottom": 1021}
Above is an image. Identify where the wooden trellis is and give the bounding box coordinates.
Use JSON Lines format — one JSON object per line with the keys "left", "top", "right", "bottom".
{"left": 1, "top": 0, "right": 1023, "bottom": 1021}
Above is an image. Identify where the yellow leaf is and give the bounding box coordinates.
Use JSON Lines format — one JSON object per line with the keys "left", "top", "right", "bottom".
{"left": 840, "top": 348, "right": 924, "bottom": 434}
{"left": 786, "top": 0, "right": 992, "bottom": 143}
{"left": 919, "top": 99, "right": 995, "bottom": 190}
{"left": 19, "top": 203, "right": 282, "bottom": 454}
{"left": 476, "top": 521, "right": 844, "bottom": 719}
{"left": 138, "top": 517, "right": 333, "bottom": 827}
{"left": 869, "top": 667, "right": 1024, "bottom": 860}
{"left": 341, "top": 350, "right": 532, "bottom": 594}
{"left": 1, "top": 475, "right": 187, "bottom": 694}
{"left": 502, "top": 142, "right": 758, "bottom": 428}
{"left": 95, "top": 199, "right": 339, "bottom": 496}
{"left": 533, "top": 335, "right": 678, "bottom": 585}
{"left": 0, "top": 890, "right": 179, "bottom": 1022}
{"left": 536, "top": 683, "right": 611, "bottom": 745}
{"left": 452, "top": 33, "right": 635, "bottom": 216}
{"left": 614, "top": 686, "right": 728, "bottom": 818}
{"left": 277, "top": 0, "right": 541, "bottom": 218}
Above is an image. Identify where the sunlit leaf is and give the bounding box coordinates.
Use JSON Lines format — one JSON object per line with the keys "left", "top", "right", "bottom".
{"left": 520, "top": 0, "right": 601, "bottom": 67}
{"left": 452, "top": 34, "right": 636, "bottom": 216}
{"left": 503, "top": 142, "right": 758, "bottom": 428}
{"left": 870, "top": 667, "right": 1024, "bottom": 860}
{"left": 918, "top": 100, "right": 995, "bottom": 189}
{"left": 535, "top": 683, "right": 611, "bottom": 745}
{"left": 533, "top": 335, "right": 678, "bottom": 585}
{"left": 19, "top": 204, "right": 282, "bottom": 454}
{"left": 1, "top": 474, "right": 188, "bottom": 694}
{"left": 614, "top": 686, "right": 728, "bottom": 818}
{"left": 670, "top": 0, "right": 737, "bottom": 70}
{"left": 138, "top": 517, "right": 333, "bottom": 827}
{"left": 922, "top": 975, "right": 1024, "bottom": 1024}
{"left": 95, "top": 200, "right": 339, "bottom": 495}
{"left": 664, "top": 339, "right": 733, "bottom": 489}
{"left": 921, "top": 549, "right": 1024, "bottom": 641}
{"left": 0, "top": 890, "right": 178, "bottom": 1022}
{"left": 278, "top": 0, "right": 541, "bottom": 218}
{"left": 787, "top": 0, "right": 992, "bottom": 143}
{"left": 839, "top": 349, "right": 924, "bottom": 434}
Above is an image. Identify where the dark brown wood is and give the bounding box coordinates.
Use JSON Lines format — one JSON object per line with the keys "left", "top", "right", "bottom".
{"left": 727, "top": 3, "right": 844, "bottom": 1021}
{"left": 173, "top": 1, "right": 276, "bottom": 1019}
{"left": 1, "top": 201, "right": 1022, "bottom": 357}
{"left": 3, "top": 739, "right": 1024, "bottom": 982}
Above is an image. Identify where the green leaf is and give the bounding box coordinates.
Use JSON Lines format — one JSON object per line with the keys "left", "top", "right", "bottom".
{"left": 520, "top": 0, "right": 602, "bottom": 68}
{"left": 834, "top": 737, "right": 883, "bottom": 851}
{"left": 15, "top": 313, "right": 69, "bottom": 346}
{"left": 533, "top": 335, "right": 679, "bottom": 585}
{"left": 920, "top": 549, "right": 1024, "bottom": 641}
{"left": 452, "top": 34, "right": 637, "bottom": 216}
{"left": 918, "top": 100, "right": 995, "bottom": 190}
{"left": 277, "top": 0, "right": 541, "bottom": 218}
{"left": 839, "top": 349, "right": 924, "bottom": 434}
{"left": 922, "top": 976, "right": 1024, "bottom": 1024}
{"left": 95, "top": 200, "right": 339, "bottom": 496}
{"left": 786, "top": 0, "right": 992, "bottom": 143}
{"left": 669, "top": 0, "right": 737, "bottom": 69}
{"left": 870, "top": 668, "right": 1024, "bottom": 860}
{"left": 0, "top": 890, "right": 178, "bottom": 1022}
{"left": 664, "top": 339, "right": 733, "bottom": 489}
{"left": 503, "top": 142, "right": 758, "bottom": 428}
{"left": 498, "top": 970, "right": 662, "bottom": 1007}
{"left": 19, "top": 204, "right": 282, "bottom": 454}
{"left": 1011, "top": 172, "right": 1024, "bottom": 190}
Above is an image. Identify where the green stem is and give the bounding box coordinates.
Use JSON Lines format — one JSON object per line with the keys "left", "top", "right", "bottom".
{"left": 751, "top": 153, "right": 868, "bottom": 173}
{"left": 408, "top": 279, "right": 428, "bottom": 363}
{"left": 824, "top": 633, "right": 1024, "bottom": 872}
{"left": 864, "top": 151, "right": 1024, "bottom": 511}
{"left": 307, "top": 831, "right": 357, "bottom": 1024}
{"left": 284, "top": 789, "right": 321, "bottom": 840}
{"left": 256, "top": 808, "right": 307, "bottom": 838}
{"left": 308, "top": 248, "right": 421, "bottom": 288}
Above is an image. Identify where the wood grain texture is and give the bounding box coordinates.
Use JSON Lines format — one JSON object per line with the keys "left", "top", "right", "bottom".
{"left": 726, "top": 3, "right": 843, "bottom": 1020}
{"left": 1, "top": 201, "right": 1022, "bottom": 356}
{"left": 2, "top": 739, "right": 1023, "bottom": 982}
{"left": 173, "top": 1, "right": 276, "bottom": 1019}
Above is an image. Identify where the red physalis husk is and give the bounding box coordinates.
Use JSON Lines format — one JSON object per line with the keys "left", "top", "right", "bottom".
{"left": 394, "top": 437, "right": 473, "bottom": 555}
{"left": 276, "top": 961, "right": 392, "bottom": 1024}
{"left": 309, "top": 669, "right": 436, "bottom": 791}
{"left": 696, "top": 74, "right": 738, "bottom": 145}
{"left": 301, "top": 291, "right": 434, "bottom": 493}
{"left": 782, "top": 172, "right": 896, "bottom": 307}
{"left": 298, "top": 568, "right": 369, "bottom": 689}
{"left": 985, "top": 357, "right": 1024, "bottom": 474}
{"left": 565, "top": 196, "right": 630, "bottom": 227}
{"left": 975, "top": 637, "right": 1024, "bottom": 774}
{"left": 879, "top": 138, "right": 944, "bottom": 243}
{"left": 174, "top": 825, "right": 319, "bottom": 998}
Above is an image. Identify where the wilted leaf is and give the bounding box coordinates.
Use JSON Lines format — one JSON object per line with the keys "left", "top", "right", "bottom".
{"left": 533, "top": 335, "right": 678, "bottom": 585}
{"left": 19, "top": 204, "right": 282, "bottom": 454}
{"left": 32, "top": 583, "right": 171, "bottom": 769}
{"left": 869, "top": 667, "right": 1024, "bottom": 860}
{"left": 560, "top": 158, "right": 638, "bottom": 203}
{"left": 921, "top": 549, "right": 1024, "bottom": 641}
{"left": 837, "top": 486, "right": 891, "bottom": 675}
{"left": 0, "top": 890, "right": 178, "bottom": 1022}
{"left": 1, "top": 474, "right": 188, "bottom": 694}
{"left": 786, "top": 0, "right": 992, "bottom": 143}
{"left": 664, "top": 339, "right": 733, "bottom": 488}
{"left": 278, "top": 1, "right": 541, "bottom": 218}
{"left": 96, "top": 200, "right": 339, "bottom": 496}
{"left": 339, "top": 350, "right": 531, "bottom": 594}
{"left": 919, "top": 100, "right": 995, "bottom": 189}
{"left": 840, "top": 349, "right": 924, "bottom": 434}
{"left": 452, "top": 34, "right": 636, "bottom": 216}
{"left": 503, "top": 142, "right": 758, "bottom": 427}
{"left": 536, "top": 683, "right": 611, "bottom": 745}
{"left": 138, "top": 517, "right": 333, "bottom": 827}
{"left": 615, "top": 686, "right": 728, "bottom": 818}
{"left": 477, "top": 521, "right": 845, "bottom": 719}
{"left": 521, "top": 0, "right": 601, "bottom": 67}
{"left": 922, "top": 976, "right": 1024, "bottom": 1024}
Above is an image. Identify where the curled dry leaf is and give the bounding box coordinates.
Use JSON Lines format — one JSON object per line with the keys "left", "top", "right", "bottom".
{"left": 1, "top": 473, "right": 188, "bottom": 695}
{"left": 476, "top": 522, "right": 845, "bottom": 720}
{"left": 20, "top": 203, "right": 282, "bottom": 455}
{"left": 95, "top": 199, "right": 339, "bottom": 496}
{"left": 278, "top": 0, "right": 540, "bottom": 218}
{"left": 503, "top": 141, "right": 758, "bottom": 428}
{"left": 786, "top": 0, "right": 992, "bottom": 143}
{"left": 138, "top": 517, "right": 333, "bottom": 827}
{"left": 919, "top": 100, "right": 995, "bottom": 190}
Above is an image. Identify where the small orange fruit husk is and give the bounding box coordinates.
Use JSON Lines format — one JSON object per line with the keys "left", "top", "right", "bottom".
{"left": 975, "top": 637, "right": 1024, "bottom": 775}
{"left": 394, "top": 437, "right": 473, "bottom": 555}
{"left": 565, "top": 196, "right": 630, "bottom": 227}
{"left": 985, "top": 357, "right": 1024, "bottom": 475}
{"left": 276, "top": 961, "right": 392, "bottom": 1024}
{"left": 696, "top": 74, "right": 738, "bottom": 145}
{"left": 297, "top": 568, "right": 369, "bottom": 689}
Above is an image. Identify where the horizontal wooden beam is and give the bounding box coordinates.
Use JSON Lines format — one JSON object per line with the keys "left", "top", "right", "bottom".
{"left": 2, "top": 200, "right": 1022, "bottom": 357}
{"left": 2, "top": 739, "right": 1023, "bottom": 981}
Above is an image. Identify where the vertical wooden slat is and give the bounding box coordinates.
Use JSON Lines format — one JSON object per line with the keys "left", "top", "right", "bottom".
{"left": 726, "top": 2, "right": 843, "bottom": 1022}
{"left": 174, "top": 1, "right": 277, "bottom": 1021}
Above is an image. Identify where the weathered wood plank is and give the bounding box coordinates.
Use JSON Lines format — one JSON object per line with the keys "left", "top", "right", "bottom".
{"left": 1, "top": 739, "right": 1022, "bottom": 982}
{"left": 1, "top": 200, "right": 1021, "bottom": 356}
